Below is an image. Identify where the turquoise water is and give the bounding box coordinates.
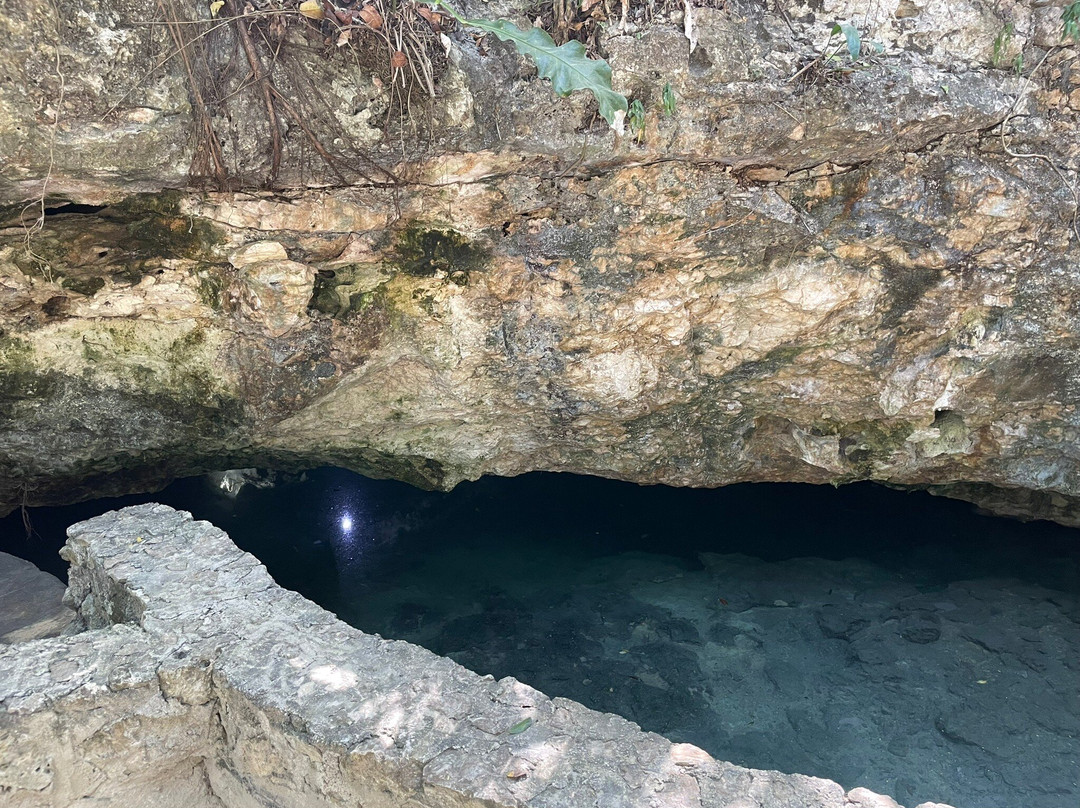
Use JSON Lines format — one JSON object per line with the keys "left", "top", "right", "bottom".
{"left": 4, "top": 470, "right": 1079, "bottom": 808}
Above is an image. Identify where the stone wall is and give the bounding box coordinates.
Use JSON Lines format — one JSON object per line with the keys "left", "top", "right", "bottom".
{"left": 0, "top": 504, "right": 953, "bottom": 808}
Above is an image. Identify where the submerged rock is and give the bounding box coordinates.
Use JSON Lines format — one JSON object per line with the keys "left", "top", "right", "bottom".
{"left": 0, "top": 0, "right": 1078, "bottom": 522}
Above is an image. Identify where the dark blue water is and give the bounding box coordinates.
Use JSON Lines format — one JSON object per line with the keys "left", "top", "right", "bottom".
{"left": 3, "top": 469, "right": 1079, "bottom": 808}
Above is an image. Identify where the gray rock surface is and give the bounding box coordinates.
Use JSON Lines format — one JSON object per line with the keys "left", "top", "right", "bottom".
{"left": 0, "top": 551, "right": 72, "bottom": 642}
{"left": 0, "top": 504, "right": 955, "bottom": 807}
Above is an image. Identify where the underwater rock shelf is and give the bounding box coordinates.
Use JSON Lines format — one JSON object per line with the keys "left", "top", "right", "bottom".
{"left": 0, "top": 504, "right": 950, "bottom": 808}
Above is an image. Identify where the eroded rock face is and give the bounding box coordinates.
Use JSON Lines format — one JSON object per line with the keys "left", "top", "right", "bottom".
{"left": 0, "top": 504, "right": 953, "bottom": 808}
{"left": 0, "top": 0, "right": 1078, "bottom": 520}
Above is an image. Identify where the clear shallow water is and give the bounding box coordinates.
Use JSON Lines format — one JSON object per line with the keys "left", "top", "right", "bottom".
{"left": 4, "top": 469, "right": 1079, "bottom": 808}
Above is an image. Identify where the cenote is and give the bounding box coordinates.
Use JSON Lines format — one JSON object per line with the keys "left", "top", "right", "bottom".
{"left": 4, "top": 470, "right": 1079, "bottom": 808}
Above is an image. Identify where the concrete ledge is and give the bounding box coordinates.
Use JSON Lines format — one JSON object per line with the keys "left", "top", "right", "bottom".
{"left": 0, "top": 504, "right": 952, "bottom": 807}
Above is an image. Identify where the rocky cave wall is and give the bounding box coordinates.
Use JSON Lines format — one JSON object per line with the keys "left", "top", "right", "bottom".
{"left": 0, "top": 503, "right": 953, "bottom": 808}
{"left": 0, "top": 0, "right": 1079, "bottom": 520}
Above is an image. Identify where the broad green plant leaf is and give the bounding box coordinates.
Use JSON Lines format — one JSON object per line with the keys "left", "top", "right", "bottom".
{"left": 831, "top": 22, "right": 862, "bottom": 60}
{"left": 432, "top": 3, "right": 628, "bottom": 130}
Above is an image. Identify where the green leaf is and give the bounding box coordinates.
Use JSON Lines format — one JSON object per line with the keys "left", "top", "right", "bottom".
{"left": 628, "top": 99, "right": 645, "bottom": 134}
{"left": 1065, "top": 2, "right": 1080, "bottom": 42}
{"left": 662, "top": 82, "right": 677, "bottom": 117}
{"left": 508, "top": 717, "right": 534, "bottom": 735}
{"left": 434, "top": 3, "right": 627, "bottom": 129}
{"left": 831, "top": 22, "right": 862, "bottom": 60}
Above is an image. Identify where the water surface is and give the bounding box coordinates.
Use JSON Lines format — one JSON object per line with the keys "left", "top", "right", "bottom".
{"left": 4, "top": 470, "right": 1078, "bottom": 808}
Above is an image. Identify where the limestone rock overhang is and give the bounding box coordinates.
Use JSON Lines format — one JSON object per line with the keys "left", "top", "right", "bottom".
{"left": 1, "top": 0, "right": 1079, "bottom": 523}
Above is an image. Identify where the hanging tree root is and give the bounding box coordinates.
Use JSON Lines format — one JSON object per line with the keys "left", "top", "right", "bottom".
{"left": 158, "top": 0, "right": 229, "bottom": 187}
{"left": 129, "top": 1, "right": 449, "bottom": 189}
{"left": 999, "top": 46, "right": 1080, "bottom": 244}
{"left": 228, "top": 0, "right": 284, "bottom": 186}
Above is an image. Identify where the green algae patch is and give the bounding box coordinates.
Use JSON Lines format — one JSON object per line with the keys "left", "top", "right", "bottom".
{"left": 117, "top": 203, "right": 224, "bottom": 261}
{"left": 719, "top": 345, "right": 808, "bottom": 385}
{"left": 62, "top": 275, "right": 106, "bottom": 296}
{"left": 821, "top": 419, "right": 915, "bottom": 474}
{"left": 393, "top": 227, "right": 489, "bottom": 279}
{"left": 4, "top": 191, "right": 225, "bottom": 293}
{"left": 195, "top": 265, "right": 231, "bottom": 310}
{"left": 308, "top": 264, "right": 387, "bottom": 320}
{"left": 166, "top": 327, "right": 207, "bottom": 361}
{"left": 22, "top": 319, "right": 238, "bottom": 417}
{"left": 374, "top": 273, "right": 445, "bottom": 321}
{"left": 0, "top": 336, "right": 56, "bottom": 409}
{"left": 309, "top": 272, "right": 343, "bottom": 316}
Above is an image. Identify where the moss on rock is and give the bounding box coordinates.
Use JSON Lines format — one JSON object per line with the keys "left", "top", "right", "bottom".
{"left": 393, "top": 227, "right": 489, "bottom": 279}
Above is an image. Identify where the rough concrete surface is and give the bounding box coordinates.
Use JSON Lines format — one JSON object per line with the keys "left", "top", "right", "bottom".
{"left": 0, "top": 504, "right": 956, "bottom": 807}
{"left": 0, "top": 1, "right": 1078, "bottom": 524}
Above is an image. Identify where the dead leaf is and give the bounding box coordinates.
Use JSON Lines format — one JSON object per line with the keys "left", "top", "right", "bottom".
{"left": 504, "top": 754, "right": 532, "bottom": 780}
{"left": 209, "top": 0, "right": 225, "bottom": 17}
{"left": 787, "top": 123, "right": 805, "bottom": 141}
{"left": 683, "top": 0, "right": 697, "bottom": 54}
{"left": 416, "top": 5, "right": 443, "bottom": 30}
{"left": 390, "top": 50, "right": 408, "bottom": 69}
{"left": 298, "top": 0, "right": 324, "bottom": 20}
{"left": 336, "top": 29, "right": 352, "bottom": 46}
{"left": 359, "top": 4, "right": 383, "bottom": 29}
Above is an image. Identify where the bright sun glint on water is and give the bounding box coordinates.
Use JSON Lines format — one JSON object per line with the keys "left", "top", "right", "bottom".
{"left": 340, "top": 514, "right": 353, "bottom": 532}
